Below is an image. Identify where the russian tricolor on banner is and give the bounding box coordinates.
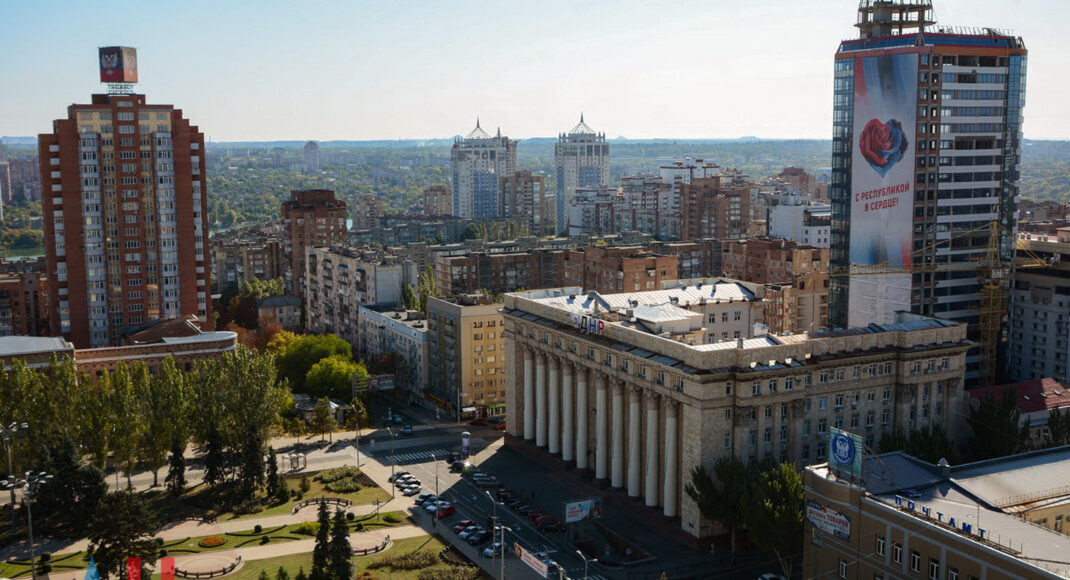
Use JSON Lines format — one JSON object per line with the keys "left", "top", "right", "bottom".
{"left": 160, "top": 557, "right": 176, "bottom": 580}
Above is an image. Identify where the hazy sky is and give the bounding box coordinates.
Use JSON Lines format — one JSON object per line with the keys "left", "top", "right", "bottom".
{"left": 2, "top": 0, "right": 1065, "bottom": 141}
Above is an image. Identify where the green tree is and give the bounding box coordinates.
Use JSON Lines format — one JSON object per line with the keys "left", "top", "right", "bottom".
{"left": 312, "top": 502, "right": 331, "bottom": 580}
{"left": 400, "top": 283, "right": 419, "bottom": 311}
{"left": 328, "top": 508, "right": 352, "bottom": 580}
{"left": 109, "top": 363, "right": 149, "bottom": 488}
{"left": 80, "top": 372, "right": 116, "bottom": 471}
{"left": 165, "top": 438, "right": 187, "bottom": 496}
{"left": 203, "top": 426, "right": 226, "bottom": 487}
{"left": 276, "top": 567, "right": 291, "bottom": 580}
{"left": 967, "top": 388, "right": 1030, "bottom": 461}
{"left": 34, "top": 437, "right": 107, "bottom": 535}
{"left": 87, "top": 491, "right": 158, "bottom": 580}
{"left": 684, "top": 456, "right": 749, "bottom": 555}
{"left": 266, "top": 447, "right": 287, "bottom": 504}
{"left": 239, "top": 425, "right": 265, "bottom": 501}
{"left": 745, "top": 463, "right": 804, "bottom": 578}
{"left": 417, "top": 266, "right": 438, "bottom": 312}
{"left": 312, "top": 398, "right": 337, "bottom": 442}
{"left": 143, "top": 358, "right": 189, "bottom": 487}
{"left": 239, "top": 277, "right": 286, "bottom": 301}
{"left": 1048, "top": 407, "right": 1070, "bottom": 447}
{"left": 306, "top": 356, "right": 365, "bottom": 401}
{"left": 276, "top": 334, "right": 353, "bottom": 390}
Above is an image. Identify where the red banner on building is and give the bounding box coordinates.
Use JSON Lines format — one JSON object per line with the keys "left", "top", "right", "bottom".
{"left": 160, "top": 557, "right": 175, "bottom": 580}
{"left": 126, "top": 558, "right": 141, "bottom": 580}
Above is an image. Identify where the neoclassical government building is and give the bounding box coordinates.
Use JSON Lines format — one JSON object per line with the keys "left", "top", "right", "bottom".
{"left": 502, "top": 282, "right": 971, "bottom": 539}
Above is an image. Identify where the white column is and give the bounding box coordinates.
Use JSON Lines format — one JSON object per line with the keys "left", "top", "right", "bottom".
{"left": 548, "top": 358, "right": 561, "bottom": 454}
{"left": 523, "top": 348, "right": 534, "bottom": 441}
{"left": 611, "top": 380, "right": 625, "bottom": 488}
{"left": 627, "top": 387, "right": 642, "bottom": 497}
{"left": 595, "top": 375, "right": 608, "bottom": 480}
{"left": 575, "top": 368, "right": 589, "bottom": 470}
{"left": 645, "top": 393, "right": 659, "bottom": 507}
{"left": 562, "top": 362, "right": 574, "bottom": 462}
{"left": 663, "top": 400, "right": 679, "bottom": 517}
{"left": 535, "top": 353, "right": 547, "bottom": 447}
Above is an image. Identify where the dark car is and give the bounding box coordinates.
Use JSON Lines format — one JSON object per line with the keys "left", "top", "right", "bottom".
{"left": 537, "top": 517, "right": 566, "bottom": 533}
{"left": 516, "top": 504, "right": 534, "bottom": 515}
{"left": 467, "top": 529, "right": 491, "bottom": 545}
{"left": 453, "top": 519, "right": 476, "bottom": 533}
{"left": 401, "top": 425, "right": 414, "bottom": 436}
{"left": 487, "top": 417, "right": 504, "bottom": 425}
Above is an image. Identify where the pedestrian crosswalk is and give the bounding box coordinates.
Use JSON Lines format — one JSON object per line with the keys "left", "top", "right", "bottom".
{"left": 565, "top": 568, "right": 608, "bottom": 580}
{"left": 380, "top": 448, "right": 449, "bottom": 465}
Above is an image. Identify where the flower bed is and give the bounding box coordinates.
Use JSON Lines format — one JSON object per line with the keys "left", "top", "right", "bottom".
{"left": 198, "top": 536, "right": 226, "bottom": 548}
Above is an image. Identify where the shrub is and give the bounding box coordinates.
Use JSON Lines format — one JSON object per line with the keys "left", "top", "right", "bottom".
{"left": 383, "top": 513, "right": 401, "bottom": 524}
{"left": 198, "top": 536, "right": 226, "bottom": 548}
{"left": 38, "top": 553, "right": 51, "bottom": 563}
{"left": 159, "top": 549, "right": 168, "bottom": 558}
{"left": 293, "top": 522, "right": 319, "bottom": 536}
{"left": 324, "top": 478, "right": 361, "bottom": 493}
{"left": 346, "top": 512, "right": 355, "bottom": 521}
{"left": 316, "top": 467, "right": 359, "bottom": 483}
{"left": 155, "top": 537, "right": 165, "bottom": 547}
{"left": 417, "top": 566, "right": 479, "bottom": 580}
{"left": 300, "top": 475, "right": 311, "bottom": 493}
{"left": 254, "top": 524, "right": 263, "bottom": 533}
{"left": 367, "top": 552, "right": 436, "bottom": 571}
{"left": 35, "top": 564, "right": 51, "bottom": 575}
{"left": 260, "top": 536, "right": 271, "bottom": 545}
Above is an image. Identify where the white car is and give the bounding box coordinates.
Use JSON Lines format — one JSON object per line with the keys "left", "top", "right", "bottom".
{"left": 482, "top": 542, "right": 504, "bottom": 558}
{"left": 401, "top": 485, "right": 422, "bottom": 496}
{"left": 388, "top": 471, "right": 409, "bottom": 483}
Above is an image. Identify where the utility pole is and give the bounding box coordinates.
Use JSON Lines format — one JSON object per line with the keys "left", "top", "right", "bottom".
{"left": 0, "top": 422, "right": 27, "bottom": 538}
{"left": 4, "top": 471, "right": 51, "bottom": 580}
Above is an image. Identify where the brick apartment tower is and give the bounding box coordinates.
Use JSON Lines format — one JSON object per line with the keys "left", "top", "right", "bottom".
{"left": 281, "top": 189, "right": 348, "bottom": 294}
{"left": 39, "top": 93, "right": 211, "bottom": 348}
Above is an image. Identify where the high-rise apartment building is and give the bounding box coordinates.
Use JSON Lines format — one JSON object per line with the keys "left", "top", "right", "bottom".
{"left": 450, "top": 121, "right": 517, "bottom": 219}
{"left": 39, "top": 58, "right": 211, "bottom": 348}
{"left": 1007, "top": 228, "right": 1070, "bottom": 383}
{"left": 829, "top": 0, "right": 1027, "bottom": 383}
{"left": 678, "top": 171, "right": 752, "bottom": 241}
{"left": 303, "top": 141, "right": 321, "bottom": 173}
{"left": 500, "top": 170, "right": 548, "bottom": 235}
{"left": 422, "top": 185, "right": 452, "bottom": 217}
{"left": 555, "top": 115, "right": 609, "bottom": 234}
{"left": 280, "top": 189, "right": 348, "bottom": 293}
{"left": 427, "top": 294, "right": 507, "bottom": 419}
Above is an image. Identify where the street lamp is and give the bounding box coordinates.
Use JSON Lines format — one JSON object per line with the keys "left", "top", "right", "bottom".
{"left": 575, "top": 550, "right": 598, "bottom": 580}
{"left": 349, "top": 402, "right": 362, "bottom": 468}
{"left": 3, "top": 471, "right": 51, "bottom": 580}
{"left": 386, "top": 427, "right": 396, "bottom": 500}
{"left": 486, "top": 491, "right": 498, "bottom": 575}
{"left": 498, "top": 525, "right": 512, "bottom": 580}
{"left": 429, "top": 450, "right": 440, "bottom": 535}
{"left": 0, "top": 421, "right": 28, "bottom": 537}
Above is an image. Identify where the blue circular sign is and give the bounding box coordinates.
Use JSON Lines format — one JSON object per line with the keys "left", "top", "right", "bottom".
{"left": 832, "top": 433, "right": 856, "bottom": 466}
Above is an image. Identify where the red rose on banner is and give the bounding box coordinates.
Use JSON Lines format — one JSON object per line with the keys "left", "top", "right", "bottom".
{"left": 859, "top": 119, "right": 894, "bottom": 167}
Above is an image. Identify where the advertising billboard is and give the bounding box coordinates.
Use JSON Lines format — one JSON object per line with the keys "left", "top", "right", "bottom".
{"left": 807, "top": 500, "right": 851, "bottom": 541}
{"left": 848, "top": 52, "right": 918, "bottom": 326}
{"left": 514, "top": 543, "right": 548, "bottom": 578}
{"left": 564, "top": 498, "right": 603, "bottom": 523}
{"left": 99, "top": 46, "right": 139, "bottom": 83}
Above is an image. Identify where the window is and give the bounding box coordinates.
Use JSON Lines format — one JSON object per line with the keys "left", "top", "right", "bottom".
{"left": 948, "top": 567, "right": 959, "bottom": 580}
{"left": 839, "top": 559, "right": 848, "bottom": 578}
{"left": 892, "top": 543, "right": 902, "bottom": 564}
{"left": 929, "top": 559, "right": 940, "bottom": 580}
{"left": 876, "top": 535, "right": 885, "bottom": 556}
{"left": 753, "top": 381, "right": 761, "bottom": 396}
{"left": 819, "top": 396, "right": 828, "bottom": 410}
{"left": 911, "top": 550, "right": 920, "bottom": 572}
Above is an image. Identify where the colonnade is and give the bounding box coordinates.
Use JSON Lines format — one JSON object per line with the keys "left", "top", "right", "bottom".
{"left": 520, "top": 347, "right": 679, "bottom": 517}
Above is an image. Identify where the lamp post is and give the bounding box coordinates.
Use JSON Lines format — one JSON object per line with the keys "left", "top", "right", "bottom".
{"left": 4, "top": 471, "right": 51, "bottom": 580}
{"left": 386, "top": 428, "right": 396, "bottom": 500}
{"left": 486, "top": 491, "right": 498, "bottom": 575}
{"left": 498, "top": 525, "right": 512, "bottom": 580}
{"left": 430, "top": 450, "right": 439, "bottom": 535}
{"left": 0, "top": 422, "right": 27, "bottom": 537}
{"left": 349, "top": 403, "right": 362, "bottom": 468}
{"left": 575, "top": 550, "right": 597, "bottom": 580}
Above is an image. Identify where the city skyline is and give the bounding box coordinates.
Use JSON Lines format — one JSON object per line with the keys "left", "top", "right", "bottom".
{"left": 2, "top": 0, "right": 1065, "bottom": 142}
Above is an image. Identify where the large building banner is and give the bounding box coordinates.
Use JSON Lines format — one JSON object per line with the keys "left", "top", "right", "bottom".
{"left": 848, "top": 52, "right": 918, "bottom": 326}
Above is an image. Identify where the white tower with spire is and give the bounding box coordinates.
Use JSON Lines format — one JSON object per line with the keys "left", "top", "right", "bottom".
{"left": 450, "top": 119, "right": 518, "bottom": 219}
{"left": 554, "top": 114, "right": 609, "bottom": 235}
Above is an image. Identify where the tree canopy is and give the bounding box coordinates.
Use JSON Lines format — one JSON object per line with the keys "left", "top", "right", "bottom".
{"left": 275, "top": 334, "right": 354, "bottom": 390}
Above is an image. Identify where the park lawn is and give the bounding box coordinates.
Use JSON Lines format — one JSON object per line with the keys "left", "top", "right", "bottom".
{"left": 153, "top": 535, "right": 479, "bottom": 580}
{"left": 0, "top": 550, "right": 88, "bottom": 579}
{"left": 147, "top": 469, "right": 391, "bottom": 523}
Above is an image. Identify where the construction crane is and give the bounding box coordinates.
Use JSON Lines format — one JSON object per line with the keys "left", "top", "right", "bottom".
{"left": 830, "top": 221, "right": 1052, "bottom": 386}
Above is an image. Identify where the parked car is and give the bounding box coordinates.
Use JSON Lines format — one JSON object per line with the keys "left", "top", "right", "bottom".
{"left": 467, "top": 529, "right": 491, "bottom": 545}
{"left": 470, "top": 418, "right": 489, "bottom": 426}
{"left": 436, "top": 504, "right": 456, "bottom": 517}
{"left": 424, "top": 500, "right": 449, "bottom": 513}
{"left": 401, "top": 425, "right": 414, "bottom": 436}
{"left": 458, "top": 526, "right": 482, "bottom": 541}
{"left": 537, "top": 517, "right": 566, "bottom": 533}
{"left": 396, "top": 477, "right": 421, "bottom": 488}
{"left": 416, "top": 492, "right": 434, "bottom": 503}
{"left": 515, "top": 504, "right": 535, "bottom": 516}
{"left": 401, "top": 486, "right": 422, "bottom": 496}
{"left": 482, "top": 542, "right": 504, "bottom": 558}
{"left": 494, "top": 422, "right": 506, "bottom": 431}
{"left": 487, "top": 417, "right": 504, "bottom": 425}
{"left": 474, "top": 475, "right": 500, "bottom": 488}
{"left": 453, "top": 520, "right": 476, "bottom": 533}
{"left": 417, "top": 495, "right": 438, "bottom": 507}
{"left": 388, "top": 471, "right": 409, "bottom": 483}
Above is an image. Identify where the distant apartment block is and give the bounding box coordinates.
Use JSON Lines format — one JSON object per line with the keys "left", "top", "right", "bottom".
{"left": 353, "top": 197, "right": 384, "bottom": 230}
{"left": 1007, "top": 228, "right": 1070, "bottom": 383}
{"left": 257, "top": 295, "right": 302, "bottom": 332}
{"left": 426, "top": 294, "right": 506, "bottom": 418}
{"left": 563, "top": 246, "right": 678, "bottom": 295}
{"left": 281, "top": 189, "right": 348, "bottom": 294}
{"left": 0, "top": 272, "right": 47, "bottom": 337}
{"left": 500, "top": 170, "right": 549, "bottom": 235}
{"left": 211, "top": 223, "right": 287, "bottom": 293}
{"left": 722, "top": 239, "right": 830, "bottom": 334}
{"left": 357, "top": 305, "right": 429, "bottom": 404}
{"left": 435, "top": 249, "right": 563, "bottom": 297}
{"left": 679, "top": 170, "right": 752, "bottom": 241}
{"left": 422, "top": 185, "right": 453, "bottom": 217}
{"left": 451, "top": 121, "right": 517, "bottom": 219}
{"left": 766, "top": 194, "right": 831, "bottom": 247}
{"left": 555, "top": 116, "right": 609, "bottom": 233}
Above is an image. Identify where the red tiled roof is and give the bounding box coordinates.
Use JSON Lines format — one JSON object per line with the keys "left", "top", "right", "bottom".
{"left": 969, "top": 378, "right": 1070, "bottom": 413}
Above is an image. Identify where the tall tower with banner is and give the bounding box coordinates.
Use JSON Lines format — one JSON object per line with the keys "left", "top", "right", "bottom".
{"left": 38, "top": 48, "right": 212, "bottom": 347}
{"left": 828, "top": 0, "right": 1027, "bottom": 384}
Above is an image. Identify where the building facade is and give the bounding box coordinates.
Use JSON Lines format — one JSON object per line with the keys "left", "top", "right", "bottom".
{"left": 828, "top": 0, "right": 1028, "bottom": 385}
{"left": 210, "top": 223, "right": 287, "bottom": 293}
{"left": 357, "top": 305, "right": 429, "bottom": 405}
{"left": 426, "top": 295, "right": 507, "bottom": 419}
{"left": 766, "top": 195, "right": 832, "bottom": 248}
{"left": 281, "top": 189, "right": 348, "bottom": 294}
{"left": 303, "top": 141, "right": 320, "bottom": 173}
{"left": 500, "top": 170, "right": 548, "bottom": 235}
{"left": 555, "top": 116, "right": 609, "bottom": 234}
{"left": 1008, "top": 229, "right": 1070, "bottom": 383}
{"left": 450, "top": 121, "right": 517, "bottom": 219}
{"left": 422, "top": 185, "right": 453, "bottom": 217}
{"left": 0, "top": 272, "right": 47, "bottom": 337}
{"left": 679, "top": 171, "right": 752, "bottom": 242}
{"left": 562, "top": 246, "right": 679, "bottom": 295}
{"left": 503, "top": 288, "right": 969, "bottom": 538}
{"left": 39, "top": 92, "right": 211, "bottom": 348}
{"left": 804, "top": 448, "right": 1070, "bottom": 580}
